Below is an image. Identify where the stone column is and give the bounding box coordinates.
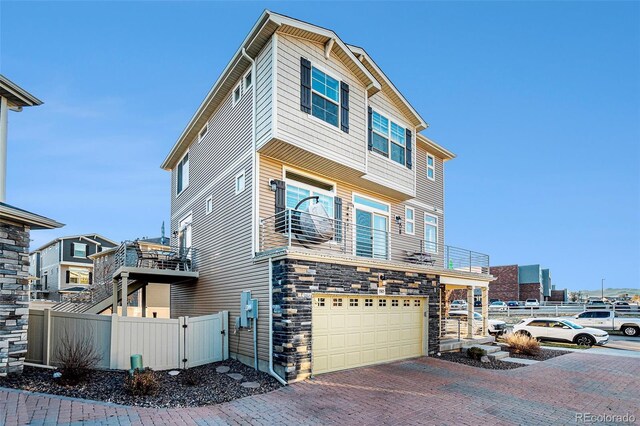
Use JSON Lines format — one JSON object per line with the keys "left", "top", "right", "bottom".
{"left": 0, "top": 222, "right": 31, "bottom": 376}
{"left": 466, "top": 286, "right": 474, "bottom": 338}
{"left": 482, "top": 287, "right": 489, "bottom": 336}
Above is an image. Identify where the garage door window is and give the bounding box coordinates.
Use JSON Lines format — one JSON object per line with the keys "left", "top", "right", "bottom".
{"left": 316, "top": 298, "right": 325, "bottom": 307}
{"left": 349, "top": 298, "right": 359, "bottom": 307}
{"left": 414, "top": 300, "right": 421, "bottom": 307}
{"left": 404, "top": 300, "right": 410, "bottom": 307}
{"left": 392, "top": 299, "right": 399, "bottom": 307}
{"left": 379, "top": 299, "right": 387, "bottom": 307}
{"left": 365, "top": 298, "right": 373, "bottom": 307}
{"left": 333, "top": 298, "right": 343, "bottom": 307}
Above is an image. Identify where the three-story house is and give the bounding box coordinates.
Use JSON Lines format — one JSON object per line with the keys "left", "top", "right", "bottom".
{"left": 161, "top": 11, "right": 493, "bottom": 383}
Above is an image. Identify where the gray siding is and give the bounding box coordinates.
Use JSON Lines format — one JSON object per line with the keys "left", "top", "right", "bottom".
{"left": 170, "top": 70, "right": 270, "bottom": 363}
{"left": 415, "top": 144, "right": 445, "bottom": 211}
{"left": 275, "top": 33, "right": 367, "bottom": 174}
{"left": 255, "top": 38, "right": 273, "bottom": 148}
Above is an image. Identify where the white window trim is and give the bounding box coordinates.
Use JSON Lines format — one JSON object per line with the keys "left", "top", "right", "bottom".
{"left": 205, "top": 195, "right": 213, "bottom": 215}
{"left": 426, "top": 153, "right": 435, "bottom": 181}
{"left": 244, "top": 70, "right": 253, "bottom": 91}
{"left": 232, "top": 83, "right": 242, "bottom": 107}
{"left": 405, "top": 206, "right": 415, "bottom": 235}
{"left": 370, "top": 109, "right": 409, "bottom": 167}
{"left": 72, "top": 242, "right": 87, "bottom": 258}
{"left": 198, "top": 123, "right": 208, "bottom": 143}
{"left": 282, "top": 166, "right": 336, "bottom": 198}
{"left": 424, "top": 212, "right": 438, "bottom": 254}
{"left": 309, "top": 63, "right": 340, "bottom": 128}
{"left": 176, "top": 150, "right": 189, "bottom": 197}
{"left": 352, "top": 192, "right": 391, "bottom": 259}
{"left": 235, "top": 169, "right": 246, "bottom": 195}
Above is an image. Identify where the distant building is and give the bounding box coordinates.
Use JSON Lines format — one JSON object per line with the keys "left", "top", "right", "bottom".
{"left": 489, "top": 264, "right": 566, "bottom": 302}
{"left": 29, "top": 234, "right": 117, "bottom": 301}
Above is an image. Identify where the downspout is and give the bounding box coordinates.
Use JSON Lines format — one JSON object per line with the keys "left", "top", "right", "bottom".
{"left": 268, "top": 257, "right": 287, "bottom": 385}
{"left": 241, "top": 47, "right": 258, "bottom": 256}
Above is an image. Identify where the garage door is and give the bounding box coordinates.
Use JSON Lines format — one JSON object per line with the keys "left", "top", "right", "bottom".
{"left": 312, "top": 294, "right": 426, "bottom": 374}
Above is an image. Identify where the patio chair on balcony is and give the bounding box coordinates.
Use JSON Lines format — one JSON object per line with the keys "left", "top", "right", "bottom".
{"left": 134, "top": 242, "right": 159, "bottom": 268}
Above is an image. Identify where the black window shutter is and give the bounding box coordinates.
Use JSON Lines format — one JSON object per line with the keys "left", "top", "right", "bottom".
{"left": 89, "top": 272, "right": 93, "bottom": 285}
{"left": 300, "top": 58, "right": 312, "bottom": 113}
{"left": 340, "top": 82, "right": 349, "bottom": 133}
{"left": 334, "top": 197, "right": 343, "bottom": 242}
{"left": 177, "top": 164, "right": 183, "bottom": 194}
{"left": 406, "top": 129, "right": 413, "bottom": 169}
{"left": 274, "top": 179, "right": 287, "bottom": 232}
{"left": 65, "top": 270, "right": 70, "bottom": 284}
{"left": 70, "top": 243, "right": 74, "bottom": 257}
{"left": 367, "top": 107, "right": 373, "bottom": 151}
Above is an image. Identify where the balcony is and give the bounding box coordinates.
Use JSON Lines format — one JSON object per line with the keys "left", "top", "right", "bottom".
{"left": 112, "top": 241, "right": 199, "bottom": 283}
{"left": 259, "top": 209, "right": 489, "bottom": 275}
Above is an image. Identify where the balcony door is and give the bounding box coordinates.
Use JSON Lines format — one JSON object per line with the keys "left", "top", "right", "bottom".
{"left": 353, "top": 194, "right": 389, "bottom": 260}
{"left": 178, "top": 213, "right": 192, "bottom": 257}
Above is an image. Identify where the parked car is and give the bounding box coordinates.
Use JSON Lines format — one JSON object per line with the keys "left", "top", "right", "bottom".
{"left": 489, "top": 299, "right": 501, "bottom": 303}
{"left": 489, "top": 301, "right": 507, "bottom": 312}
{"left": 450, "top": 299, "right": 468, "bottom": 310}
{"left": 447, "top": 311, "right": 507, "bottom": 336}
{"left": 524, "top": 299, "right": 540, "bottom": 308}
{"left": 473, "top": 300, "right": 482, "bottom": 308}
{"left": 572, "top": 310, "right": 640, "bottom": 337}
{"left": 612, "top": 301, "right": 630, "bottom": 310}
{"left": 513, "top": 318, "right": 608, "bottom": 347}
{"left": 586, "top": 300, "right": 608, "bottom": 309}
{"left": 507, "top": 301, "right": 520, "bottom": 308}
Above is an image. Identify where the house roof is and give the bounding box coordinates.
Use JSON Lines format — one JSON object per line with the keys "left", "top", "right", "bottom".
{"left": 0, "top": 202, "right": 63, "bottom": 230}
{"left": 33, "top": 233, "right": 118, "bottom": 253}
{"left": 416, "top": 134, "right": 456, "bottom": 161}
{"left": 162, "top": 10, "right": 434, "bottom": 170}
{"left": 0, "top": 74, "right": 43, "bottom": 109}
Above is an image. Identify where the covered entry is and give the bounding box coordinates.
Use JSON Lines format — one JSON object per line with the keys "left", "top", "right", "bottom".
{"left": 312, "top": 294, "right": 427, "bottom": 374}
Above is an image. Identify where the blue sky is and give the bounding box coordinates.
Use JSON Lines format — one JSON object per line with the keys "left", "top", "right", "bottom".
{"left": 1, "top": 1, "right": 638, "bottom": 291}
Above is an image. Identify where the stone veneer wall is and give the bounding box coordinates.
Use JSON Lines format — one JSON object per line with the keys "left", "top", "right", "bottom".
{"left": 271, "top": 258, "right": 440, "bottom": 382}
{"left": 0, "top": 222, "right": 30, "bottom": 376}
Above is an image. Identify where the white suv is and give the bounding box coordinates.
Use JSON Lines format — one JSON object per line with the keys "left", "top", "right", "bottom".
{"left": 450, "top": 299, "right": 468, "bottom": 310}
{"left": 524, "top": 299, "right": 540, "bottom": 308}
{"left": 513, "top": 318, "right": 608, "bottom": 347}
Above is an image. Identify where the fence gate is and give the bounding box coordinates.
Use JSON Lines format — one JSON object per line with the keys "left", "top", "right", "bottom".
{"left": 181, "top": 312, "right": 229, "bottom": 369}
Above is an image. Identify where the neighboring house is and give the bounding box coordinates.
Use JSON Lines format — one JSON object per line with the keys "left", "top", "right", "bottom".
{"left": 30, "top": 234, "right": 117, "bottom": 301}
{"left": 489, "top": 264, "right": 562, "bottom": 302}
{"left": 161, "top": 11, "right": 493, "bottom": 383}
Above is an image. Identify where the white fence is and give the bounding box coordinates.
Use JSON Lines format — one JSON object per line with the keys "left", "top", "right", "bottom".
{"left": 26, "top": 309, "right": 228, "bottom": 371}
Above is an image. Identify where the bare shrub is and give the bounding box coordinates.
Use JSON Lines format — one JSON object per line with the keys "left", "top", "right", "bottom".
{"left": 505, "top": 332, "right": 540, "bottom": 356}
{"left": 124, "top": 368, "right": 160, "bottom": 396}
{"left": 54, "top": 329, "right": 102, "bottom": 385}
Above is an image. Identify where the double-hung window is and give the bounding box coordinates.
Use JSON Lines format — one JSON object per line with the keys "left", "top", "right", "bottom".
{"left": 177, "top": 152, "right": 189, "bottom": 195}
{"left": 311, "top": 67, "right": 339, "bottom": 127}
{"left": 426, "top": 153, "right": 435, "bottom": 180}
{"left": 371, "top": 110, "right": 407, "bottom": 166}
{"left": 73, "top": 243, "right": 87, "bottom": 258}
{"left": 405, "top": 207, "right": 415, "bottom": 235}
{"left": 424, "top": 214, "right": 438, "bottom": 253}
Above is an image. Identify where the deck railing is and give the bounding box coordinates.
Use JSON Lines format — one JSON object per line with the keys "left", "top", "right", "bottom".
{"left": 259, "top": 209, "right": 489, "bottom": 274}
{"left": 113, "top": 241, "right": 199, "bottom": 273}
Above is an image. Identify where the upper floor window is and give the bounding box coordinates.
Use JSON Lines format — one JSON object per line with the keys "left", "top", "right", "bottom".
{"left": 198, "top": 123, "right": 208, "bottom": 142}
{"left": 232, "top": 84, "right": 241, "bottom": 106}
{"left": 235, "top": 170, "right": 246, "bottom": 194}
{"left": 205, "top": 195, "right": 213, "bottom": 215}
{"left": 72, "top": 243, "right": 87, "bottom": 258}
{"left": 311, "top": 67, "right": 339, "bottom": 127}
{"left": 177, "top": 152, "right": 189, "bottom": 195}
{"left": 371, "top": 110, "right": 407, "bottom": 166}
{"left": 244, "top": 71, "right": 252, "bottom": 90}
{"left": 426, "top": 154, "right": 435, "bottom": 181}
{"left": 424, "top": 214, "right": 438, "bottom": 254}
{"left": 285, "top": 170, "right": 335, "bottom": 216}
{"left": 405, "top": 207, "right": 415, "bottom": 235}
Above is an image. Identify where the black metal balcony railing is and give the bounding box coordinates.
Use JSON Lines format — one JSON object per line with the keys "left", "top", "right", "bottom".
{"left": 259, "top": 209, "right": 489, "bottom": 274}
{"left": 113, "top": 241, "right": 198, "bottom": 273}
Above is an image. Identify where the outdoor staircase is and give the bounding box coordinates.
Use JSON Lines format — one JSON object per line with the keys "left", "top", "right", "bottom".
{"left": 51, "top": 279, "right": 143, "bottom": 314}
{"left": 462, "top": 344, "right": 510, "bottom": 360}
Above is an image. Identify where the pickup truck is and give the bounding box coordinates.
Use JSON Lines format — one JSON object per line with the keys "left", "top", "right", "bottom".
{"left": 572, "top": 310, "right": 640, "bottom": 337}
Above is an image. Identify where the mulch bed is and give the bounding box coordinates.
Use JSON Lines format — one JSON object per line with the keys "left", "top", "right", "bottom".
{"left": 0, "top": 359, "right": 282, "bottom": 408}
{"left": 437, "top": 351, "right": 525, "bottom": 370}
{"left": 507, "top": 348, "right": 571, "bottom": 361}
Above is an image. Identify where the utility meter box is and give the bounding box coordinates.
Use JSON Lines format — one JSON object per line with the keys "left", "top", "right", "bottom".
{"left": 240, "top": 290, "right": 258, "bottom": 328}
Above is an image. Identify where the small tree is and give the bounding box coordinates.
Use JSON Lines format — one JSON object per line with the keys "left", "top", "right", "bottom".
{"left": 54, "top": 329, "right": 102, "bottom": 385}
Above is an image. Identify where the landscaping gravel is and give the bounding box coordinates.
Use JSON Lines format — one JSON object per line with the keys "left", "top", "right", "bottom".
{"left": 507, "top": 348, "right": 571, "bottom": 361}
{"left": 0, "top": 359, "right": 281, "bottom": 408}
{"left": 438, "top": 351, "right": 525, "bottom": 370}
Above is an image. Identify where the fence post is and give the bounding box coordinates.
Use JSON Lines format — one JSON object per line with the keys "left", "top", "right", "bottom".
{"left": 555, "top": 305, "right": 558, "bottom": 316}
{"left": 179, "top": 316, "right": 187, "bottom": 370}
{"left": 222, "top": 311, "right": 229, "bottom": 360}
{"left": 43, "top": 308, "right": 51, "bottom": 366}
{"left": 109, "top": 314, "right": 119, "bottom": 369}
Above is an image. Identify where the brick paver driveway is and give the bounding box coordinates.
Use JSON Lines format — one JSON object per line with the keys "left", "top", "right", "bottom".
{"left": 1, "top": 352, "right": 638, "bottom": 425}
